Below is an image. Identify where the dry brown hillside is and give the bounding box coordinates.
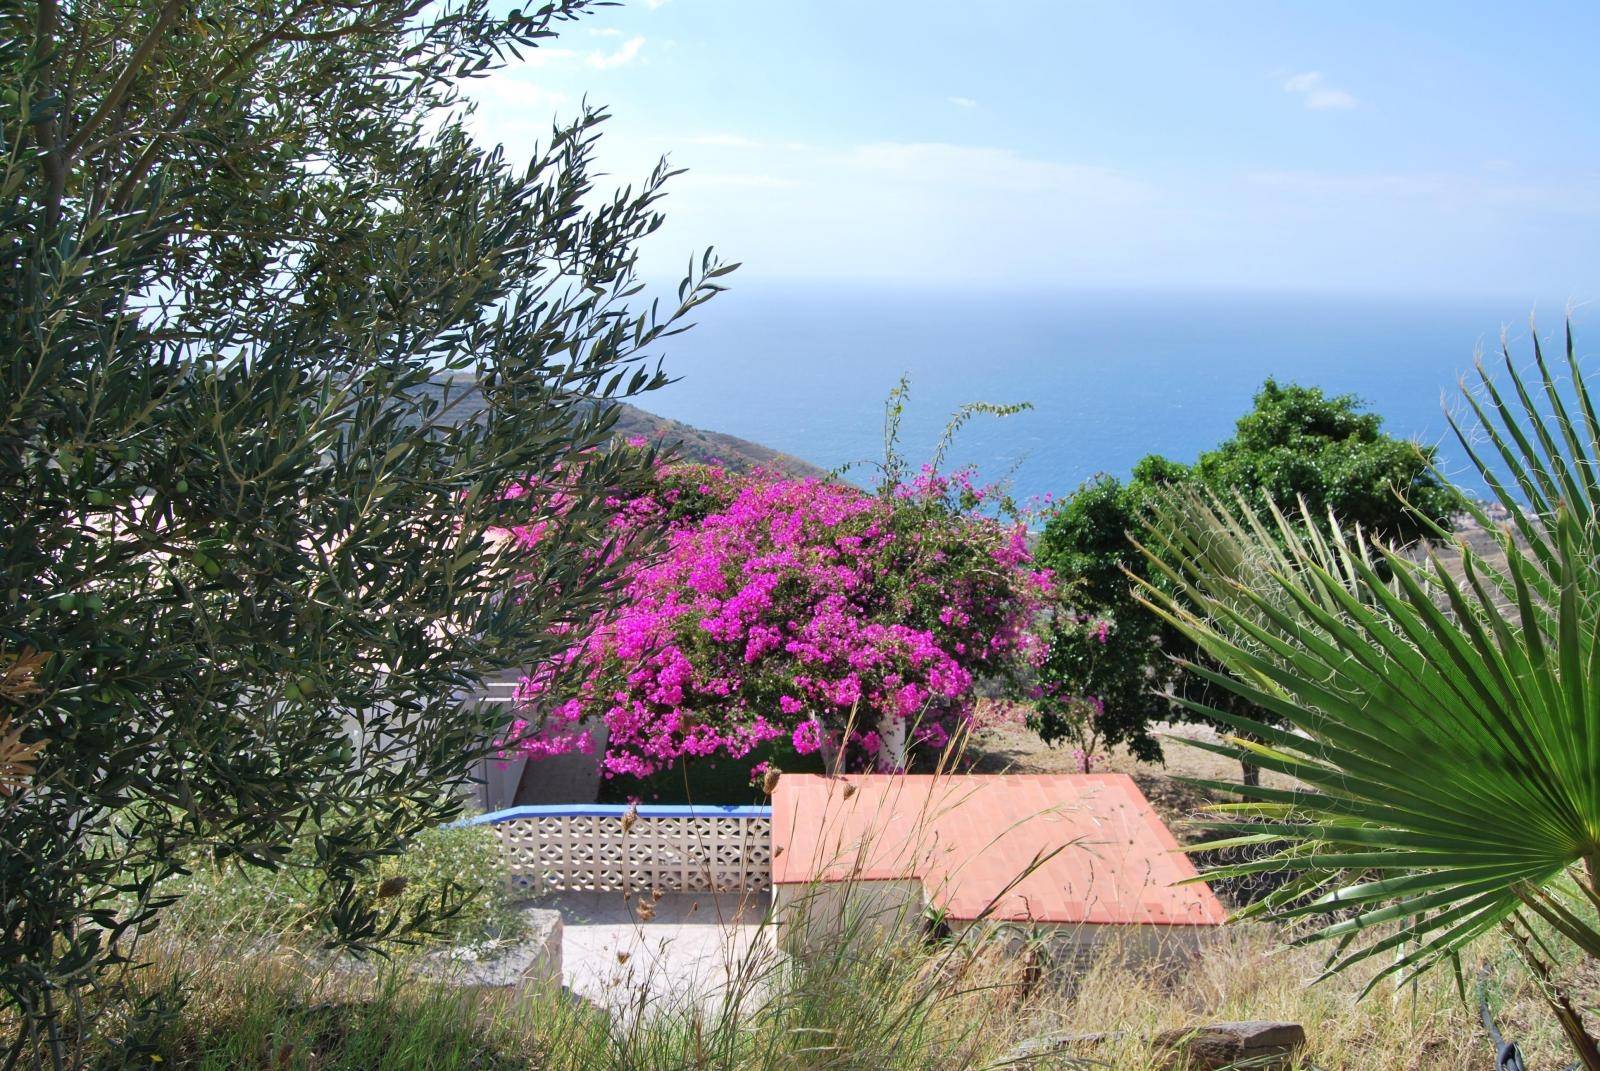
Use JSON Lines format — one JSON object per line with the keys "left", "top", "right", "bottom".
{"left": 609, "top": 401, "right": 827, "bottom": 479}
{"left": 414, "top": 375, "right": 826, "bottom": 480}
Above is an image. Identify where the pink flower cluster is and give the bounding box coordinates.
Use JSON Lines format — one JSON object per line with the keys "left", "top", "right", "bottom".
{"left": 505, "top": 463, "right": 1053, "bottom": 780}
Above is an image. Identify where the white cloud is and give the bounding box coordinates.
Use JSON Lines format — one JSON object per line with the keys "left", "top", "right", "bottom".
{"left": 644, "top": 0, "right": 670, "bottom": 7}
{"left": 846, "top": 142, "right": 1145, "bottom": 202}
{"left": 469, "top": 73, "right": 569, "bottom": 113}
{"left": 1247, "top": 168, "right": 1600, "bottom": 215}
{"left": 589, "top": 35, "right": 646, "bottom": 70}
{"left": 948, "top": 96, "right": 978, "bottom": 109}
{"left": 518, "top": 46, "right": 575, "bottom": 69}
{"left": 463, "top": 101, "right": 1600, "bottom": 292}
{"left": 615, "top": 139, "right": 1158, "bottom": 283}
{"left": 460, "top": 73, "right": 571, "bottom": 151}
{"left": 1282, "top": 71, "right": 1357, "bottom": 110}
{"left": 692, "top": 172, "right": 801, "bottom": 189}
{"left": 1307, "top": 88, "right": 1357, "bottom": 110}
{"left": 686, "top": 133, "right": 762, "bottom": 148}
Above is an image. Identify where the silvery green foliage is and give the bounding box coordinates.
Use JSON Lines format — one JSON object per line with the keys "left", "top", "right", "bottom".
{"left": 0, "top": 0, "right": 731, "bottom": 1054}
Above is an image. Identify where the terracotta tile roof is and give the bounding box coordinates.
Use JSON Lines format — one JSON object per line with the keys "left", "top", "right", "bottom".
{"left": 769, "top": 773, "right": 1226, "bottom": 927}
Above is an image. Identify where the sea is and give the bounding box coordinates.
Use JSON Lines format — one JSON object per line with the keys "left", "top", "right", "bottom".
{"left": 640, "top": 282, "right": 1596, "bottom": 506}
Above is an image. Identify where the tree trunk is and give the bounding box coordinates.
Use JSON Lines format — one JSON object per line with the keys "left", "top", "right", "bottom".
{"left": 1241, "top": 759, "right": 1261, "bottom": 788}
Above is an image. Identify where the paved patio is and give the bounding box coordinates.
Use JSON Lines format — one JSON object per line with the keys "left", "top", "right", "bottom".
{"left": 527, "top": 889, "right": 774, "bottom": 1013}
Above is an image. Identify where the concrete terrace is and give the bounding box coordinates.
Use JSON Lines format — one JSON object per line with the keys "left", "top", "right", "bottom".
{"left": 530, "top": 889, "right": 772, "bottom": 1013}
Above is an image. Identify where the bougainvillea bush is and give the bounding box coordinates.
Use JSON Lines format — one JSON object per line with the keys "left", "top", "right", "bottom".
{"left": 503, "top": 460, "right": 1053, "bottom": 781}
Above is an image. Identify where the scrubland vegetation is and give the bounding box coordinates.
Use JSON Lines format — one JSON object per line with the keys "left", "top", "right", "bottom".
{"left": 17, "top": 905, "right": 1583, "bottom": 1070}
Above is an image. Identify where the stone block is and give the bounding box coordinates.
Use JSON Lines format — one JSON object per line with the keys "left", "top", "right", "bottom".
{"left": 1153, "top": 1020, "right": 1305, "bottom": 1071}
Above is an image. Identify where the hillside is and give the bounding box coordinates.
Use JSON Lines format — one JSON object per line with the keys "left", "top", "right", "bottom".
{"left": 610, "top": 401, "right": 827, "bottom": 479}
{"left": 413, "top": 375, "right": 826, "bottom": 480}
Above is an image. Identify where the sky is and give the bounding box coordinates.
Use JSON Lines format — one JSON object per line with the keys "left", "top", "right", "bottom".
{"left": 467, "top": 1, "right": 1600, "bottom": 301}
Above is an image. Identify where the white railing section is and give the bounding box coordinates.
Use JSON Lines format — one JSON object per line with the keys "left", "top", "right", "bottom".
{"left": 468, "top": 804, "right": 773, "bottom": 895}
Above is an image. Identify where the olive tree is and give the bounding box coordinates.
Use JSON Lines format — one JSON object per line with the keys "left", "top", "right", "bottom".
{"left": 1, "top": 0, "right": 730, "bottom": 1056}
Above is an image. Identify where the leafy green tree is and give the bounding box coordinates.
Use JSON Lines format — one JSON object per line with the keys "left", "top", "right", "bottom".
{"left": 1191, "top": 379, "right": 1459, "bottom": 544}
{"left": 1032, "top": 473, "right": 1169, "bottom": 762}
{"left": 1035, "top": 381, "right": 1458, "bottom": 776}
{"left": 1140, "top": 331, "right": 1600, "bottom": 1068}
{"left": 1, "top": 0, "right": 729, "bottom": 1057}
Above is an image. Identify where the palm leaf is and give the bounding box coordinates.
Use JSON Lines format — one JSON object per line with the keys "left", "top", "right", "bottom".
{"left": 1133, "top": 326, "right": 1600, "bottom": 1023}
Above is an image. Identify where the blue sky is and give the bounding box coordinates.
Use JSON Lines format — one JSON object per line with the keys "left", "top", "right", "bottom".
{"left": 468, "top": 1, "right": 1600, "bottom": 300}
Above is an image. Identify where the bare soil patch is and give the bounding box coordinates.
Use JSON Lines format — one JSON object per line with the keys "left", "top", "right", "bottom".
{"left": 963, "top": 720, "right": 1299, "bottom": 837}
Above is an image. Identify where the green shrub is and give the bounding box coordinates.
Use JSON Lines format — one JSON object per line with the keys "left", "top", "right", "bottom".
{"left": 1032, "top": 475, "right": 1171, "bottom": 763}
{"left": 165, "top": 823, "right": 523, "bottom": 952}
{"left": 1034, "top": 379, "right": 1459, "bottom": 774}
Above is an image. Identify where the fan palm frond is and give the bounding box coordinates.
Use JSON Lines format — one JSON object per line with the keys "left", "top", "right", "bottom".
{"left": 1135, "top": 325, "right": 1600, "bottom": 1066}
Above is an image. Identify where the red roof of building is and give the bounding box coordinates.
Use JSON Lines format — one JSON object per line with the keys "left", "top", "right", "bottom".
{"left": 770, "top": 773, "right": 1226, "bottom": 926}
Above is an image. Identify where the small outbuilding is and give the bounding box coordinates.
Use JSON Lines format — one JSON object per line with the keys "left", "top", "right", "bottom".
{"left": 769, "top": 773, "right": 1225, "bottom": 965}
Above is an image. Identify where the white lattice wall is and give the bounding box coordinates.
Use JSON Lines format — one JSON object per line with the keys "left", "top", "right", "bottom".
{"left": 482, "top": 807, "right": 773, "bottom": 895}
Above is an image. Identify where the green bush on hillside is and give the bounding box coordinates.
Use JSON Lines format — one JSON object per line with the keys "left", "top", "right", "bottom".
{"left": 1188, "top": 378, "right": 1460, "bottom": 542}
{"left": 1033, "top": 379, "right": 1459, "bottom": 772}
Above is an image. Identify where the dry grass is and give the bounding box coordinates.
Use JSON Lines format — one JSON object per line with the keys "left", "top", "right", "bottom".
{"left": 951, "top": 719, "right": 1590, "bottom": 1067}
{"left": 12, "top": 718, "right": 1585, "bottom": 1068}
{"left": 23, "top": 905, "right": 1576, "bottom": 1069}
{"left": 1063, "top": 926, "right": 1573, "bottom": 1070}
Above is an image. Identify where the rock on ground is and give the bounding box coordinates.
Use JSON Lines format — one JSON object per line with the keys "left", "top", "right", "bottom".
{"left": 1152, "top": 1020, "right": 1306, "bottom": 1071}
{"left": 412, "top": 906, "right": 563, "bottom": 988}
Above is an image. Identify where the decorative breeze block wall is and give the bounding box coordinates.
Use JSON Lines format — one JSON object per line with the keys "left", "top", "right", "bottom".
{"left": 471, "top": 805, "right": 773, "bottom": 896}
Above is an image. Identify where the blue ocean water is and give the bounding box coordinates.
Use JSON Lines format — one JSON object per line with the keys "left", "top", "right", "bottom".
{"left": 642, "top": 284, "right": 1594, "bottom": 505}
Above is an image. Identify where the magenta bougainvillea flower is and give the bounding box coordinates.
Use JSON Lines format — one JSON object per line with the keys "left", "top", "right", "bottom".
{"left": 501, "top": 461, "right": 1053, "bottom": 780}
